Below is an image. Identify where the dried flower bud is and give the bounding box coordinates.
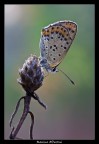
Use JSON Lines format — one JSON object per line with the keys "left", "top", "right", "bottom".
{"left": 17, "top": 55, "right": 44, "bottom": 92}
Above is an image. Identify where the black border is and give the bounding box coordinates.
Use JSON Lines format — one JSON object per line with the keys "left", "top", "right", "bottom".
{"left": 3, "top": 2, "right": 96, "bottom": 143}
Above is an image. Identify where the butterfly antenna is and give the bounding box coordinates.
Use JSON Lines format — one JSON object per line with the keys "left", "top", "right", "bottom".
{"left": 58, "top": 68, "right": 75, "bottom": 85}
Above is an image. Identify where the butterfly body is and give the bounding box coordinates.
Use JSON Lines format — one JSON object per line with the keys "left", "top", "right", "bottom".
{"left": 39, "top": 20, "right": 77, "bottom": 73}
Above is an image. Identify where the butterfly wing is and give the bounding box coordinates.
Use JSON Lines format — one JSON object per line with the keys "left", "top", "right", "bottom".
{"left": 39, "top": 21, "right": 77, "bottom": 68}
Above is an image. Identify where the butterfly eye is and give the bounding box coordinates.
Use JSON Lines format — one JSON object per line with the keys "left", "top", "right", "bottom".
{"left": 52, "top": 67, "right": 56, "bottom": 72}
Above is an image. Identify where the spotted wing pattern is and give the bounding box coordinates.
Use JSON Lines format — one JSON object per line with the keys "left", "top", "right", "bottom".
{"left": 39, "top": 20, "right": 77, "bottom": 68}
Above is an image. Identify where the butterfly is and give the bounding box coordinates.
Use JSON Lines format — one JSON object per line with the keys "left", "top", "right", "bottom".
{"left": 39, "top": 20, "right": 77, "bottom": 84}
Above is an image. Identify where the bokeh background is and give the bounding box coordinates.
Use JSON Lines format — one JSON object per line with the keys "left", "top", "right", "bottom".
{"left": 4, "top": 4, "right": 95, "bottom": 140}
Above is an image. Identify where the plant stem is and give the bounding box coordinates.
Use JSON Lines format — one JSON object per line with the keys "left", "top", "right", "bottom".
{"left": 9, "top": 95, "right": 32, "bottom": 139}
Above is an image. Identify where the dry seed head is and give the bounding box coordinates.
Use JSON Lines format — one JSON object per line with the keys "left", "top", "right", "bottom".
{"left": 17, "top": 55, "right": 44, "bottom": 92}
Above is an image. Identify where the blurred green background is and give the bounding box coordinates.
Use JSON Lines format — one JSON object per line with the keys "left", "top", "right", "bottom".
{"left": 5, "top": 4, "right": 95, "bottom": 140}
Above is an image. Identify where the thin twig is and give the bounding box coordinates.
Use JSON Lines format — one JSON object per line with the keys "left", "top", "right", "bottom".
{"left": 33, "top": 92, "right": 47, "bottom": 109}
{"left": 9, "top": 91, "right": 46, "bottom": 139}
{"left": 9, "top": 96, "right": 25, "bottom": 128}
{"left": 28, "top": 111, "right": 34, "bottom": 140}
{"left": 9, "top": 95, "right": 31, "bottom": 139}
{"left": 25, "top": 89, "right": 47, "bottom": 109}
